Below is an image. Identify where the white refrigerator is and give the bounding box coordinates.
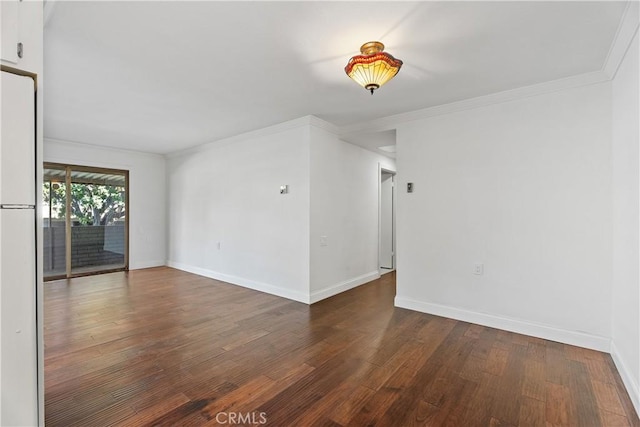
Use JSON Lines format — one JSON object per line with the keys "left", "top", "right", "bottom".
{"left": 0, "top": 70, "right": 38, "bottom": 426}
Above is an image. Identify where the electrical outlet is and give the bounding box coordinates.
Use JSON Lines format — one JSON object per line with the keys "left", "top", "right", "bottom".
{"left": 217, "top": 242, "right": 221, "bottom": 250}
{"left": 474, "top": 263, "right": 484, "bottom": 275}
{"left": 320, "top": 236, "right": 328, "bottom": 246}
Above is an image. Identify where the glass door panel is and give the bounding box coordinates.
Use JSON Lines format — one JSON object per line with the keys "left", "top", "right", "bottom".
{"left": 43, "top": 166, "right": 67, "bottom": 279}
{"left": 69, "top": 169, "right": 127, "bottom": 275}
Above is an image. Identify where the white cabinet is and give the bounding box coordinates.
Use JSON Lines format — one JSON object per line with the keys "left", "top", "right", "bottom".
{"left": 0, "top": 1, "right": 42, "bottom": 425}
{"left": 0, "top": 70, "right": 38, "bottom": 427}
{"left": 0, "top": 0, "right": 20, "bottom": 64}
{"left": 0, "top": 72, "right": 35, "bottom": 205}
{"left": 0, "top": 209, "right": 37, "bottom": 427}
{"left": 1, "top": 0, "right": 43, "bottom": 74}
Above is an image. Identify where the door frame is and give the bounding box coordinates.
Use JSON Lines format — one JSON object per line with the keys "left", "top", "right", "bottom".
{"left": 378, "top": 164, "right": 396, "bottom": 274}
{"left": 43, "top": 162, "right": 129, "bottom": 280}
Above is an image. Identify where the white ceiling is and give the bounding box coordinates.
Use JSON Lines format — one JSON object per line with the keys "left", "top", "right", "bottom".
{"left": 44, "top": 1, "right": 627, "bottom": 155}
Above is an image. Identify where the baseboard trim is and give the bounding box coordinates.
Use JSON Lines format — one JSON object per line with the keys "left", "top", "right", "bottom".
{"left": 130, "top": 260, "right": 166, "bottom": 270}
{"left": 309, "top": 271, "right": 380, "bottom": 304}
{"left": 611, "top": 341, "right": 640, "bottom": 418}
{"left": 394, "top": 296, "right": 610, "bottom": 352}
{"left": 167, "top": 261, "right": 309, "bottom": 304}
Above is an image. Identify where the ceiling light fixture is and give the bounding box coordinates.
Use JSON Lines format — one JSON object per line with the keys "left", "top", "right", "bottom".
{"left": 345, "top": 41, "right": 403, "bottom": 95}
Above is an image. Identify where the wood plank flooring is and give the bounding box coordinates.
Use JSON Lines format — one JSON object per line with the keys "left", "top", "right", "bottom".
{"left": 45, "top": 267, "right": 639, "bottom": 426}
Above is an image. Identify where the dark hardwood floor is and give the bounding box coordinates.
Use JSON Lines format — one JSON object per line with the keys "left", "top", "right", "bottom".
{"left": 45, "top": 267, "right": 639, "bottom": 426}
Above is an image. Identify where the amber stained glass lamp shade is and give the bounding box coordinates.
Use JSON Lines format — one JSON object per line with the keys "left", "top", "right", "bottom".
{"left": 344, "top": 41, "right": 403, "bottom": 94}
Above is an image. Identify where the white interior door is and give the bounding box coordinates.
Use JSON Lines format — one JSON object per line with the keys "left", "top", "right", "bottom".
{"left": 380, "top": 172, "right": 394, "bottom": 269}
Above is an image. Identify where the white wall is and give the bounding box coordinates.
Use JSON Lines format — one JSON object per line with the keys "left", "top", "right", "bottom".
{"left": 395, "top": 82, "right": 613, "bottom": 351}
{"left": 43, "top": 139, "right": 167, "bottom": 269}
{"left": 309, "top": 124, "right": 395, "bottom": 302}
{"left": 166, "top": 120, "right": 311, "bottom": 303}
{"left": 611, "top": 29, "right": 640, "bottom": 414}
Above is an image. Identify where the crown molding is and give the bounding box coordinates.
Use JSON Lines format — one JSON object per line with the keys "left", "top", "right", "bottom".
{"left": 167, "top": 64, "right": 617, "bottom": 157}
{"left": 339, "top": 70, "right": 610, "bottom": 136}
{"left": 44, "top": 137, "right": 165, "bottom": 158}
{"left": 166, "top": 115, "right": 316, "bottom": 158}
{"left": 602, "top": 1, "right": 640, "bottom": 80}
{"left": 167, "top": 115, "right": 342, "bottom": 159}
{"left": 308, "top": 116, "right": 340, "bottom": 135}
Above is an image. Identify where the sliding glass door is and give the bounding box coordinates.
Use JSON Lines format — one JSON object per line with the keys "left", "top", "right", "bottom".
{"left": 43, "top": 165, "right": 67, "bottom": 278}
{"left": 43, "top": 163, "right": 129, "bottom": 280}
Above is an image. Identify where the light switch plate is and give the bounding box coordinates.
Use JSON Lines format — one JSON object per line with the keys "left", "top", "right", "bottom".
{"left": 474, "top": 263, "right": 484, "bottom": 275}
